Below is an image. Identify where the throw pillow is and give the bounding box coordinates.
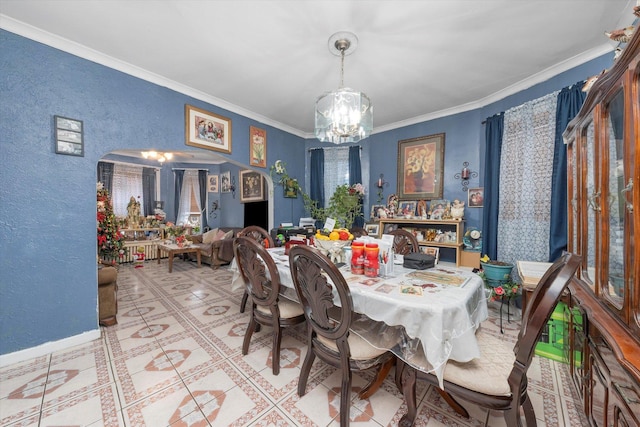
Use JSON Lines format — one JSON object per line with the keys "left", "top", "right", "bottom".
{"left": 223, "top": 230, "right": 234, "bottom": 240}
{"left": 202, "top": 228, "right": 219, "bottom": 244}
{"left": 212, "top": 229, "right": 228, "bottom": 241}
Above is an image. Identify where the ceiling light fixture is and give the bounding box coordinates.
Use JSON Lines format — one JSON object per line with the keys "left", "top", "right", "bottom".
{"left": 315, "top": 31, "right": 373, "bottom": 144}
{"left": 141, "top": 151, "right": 173, "bottom": 164}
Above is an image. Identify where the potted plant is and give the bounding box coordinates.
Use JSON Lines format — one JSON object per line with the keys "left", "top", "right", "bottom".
{"left": 480, "top": 254, "right": 514, "bottom": 285}
{"left": 270, "top": 160, "right": 364, "bottom": 229}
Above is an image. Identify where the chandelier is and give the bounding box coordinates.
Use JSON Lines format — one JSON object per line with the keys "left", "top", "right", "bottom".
{"left": 315, "top": 32, "right": 373, "bottom": 144}
{"left": 141, "top": 151, "right": 173, "bottom": 164}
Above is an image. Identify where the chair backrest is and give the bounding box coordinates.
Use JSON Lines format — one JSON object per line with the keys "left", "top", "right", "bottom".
{"left": 233, "top": 236, "right": 281, "bottom": 311}
{"left": 388, "top": 229, "right": 420, "bottom": 255}
{"left": 289, "top": 245, "right": 353, "bottom": 344}
{"left": 509, "top": 252, "right": 581, "bottom": 389}
{"left": 237, "top": 226, "right": 274, "bottom": 248}
{"left": 349, "top": 227, "right": 368, "bottom": 238}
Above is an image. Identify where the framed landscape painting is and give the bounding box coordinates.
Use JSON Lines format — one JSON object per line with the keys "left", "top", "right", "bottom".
{"left": 397, "top": 133, "right": 445, "bottom": 199}
{"left": 185, "top": 104, "right": 232, "bottom": 154}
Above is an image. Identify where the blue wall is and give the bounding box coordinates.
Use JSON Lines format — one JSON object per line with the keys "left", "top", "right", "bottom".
{"left": 0, "top": 29, "right": 305, "bottom": 355}
{"left": 0, "top": 28, "right": 613, "bottom": 356}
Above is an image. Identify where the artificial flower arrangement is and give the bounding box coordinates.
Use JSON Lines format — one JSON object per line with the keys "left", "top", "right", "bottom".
{"left": 175, "top": 234, "right": 186, "bottom": 247}
{"left": 164, "top": 222, "right": 186, "bottom": 238}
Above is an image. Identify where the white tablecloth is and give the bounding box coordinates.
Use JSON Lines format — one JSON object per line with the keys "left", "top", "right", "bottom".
{"left": 230, "top": 247, "right": 488, "bottom": 387}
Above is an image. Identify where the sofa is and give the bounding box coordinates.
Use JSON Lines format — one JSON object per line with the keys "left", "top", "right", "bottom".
{"left": 98, "top": 265, "right": 118, "bottom": 326}
{"left": 189, "top": 227, "right": 243, "bottom": 268}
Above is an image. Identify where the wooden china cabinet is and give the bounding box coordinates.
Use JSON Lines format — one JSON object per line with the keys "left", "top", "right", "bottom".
{"left": 563, "top": 25, "right": 639, "bottom": 427}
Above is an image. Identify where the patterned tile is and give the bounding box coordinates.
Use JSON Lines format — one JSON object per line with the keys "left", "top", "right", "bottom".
{"left": 0, "top": 262, "right": 589, "bottom": 425}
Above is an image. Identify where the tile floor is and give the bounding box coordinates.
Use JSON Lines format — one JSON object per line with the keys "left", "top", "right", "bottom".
{"left": 1, "top": 259, "right": 590, "bottom": 426}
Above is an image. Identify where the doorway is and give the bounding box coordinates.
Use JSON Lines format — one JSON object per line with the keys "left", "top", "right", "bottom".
{"left": 244, "top": 200, "right": 268, "bottom": 230}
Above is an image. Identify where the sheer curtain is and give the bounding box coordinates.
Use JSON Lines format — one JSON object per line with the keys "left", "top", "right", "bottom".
{"left": 497, "top": 91, "right": 558, "bottom": 265}
{"left": 176, "top": 170, "right": 201, "bottom": 225}
{"left": 112, "top": 164, "right": 144, "bottom": 217}
{"left": 323, "top": 147, "right": 350, "bottom": 207}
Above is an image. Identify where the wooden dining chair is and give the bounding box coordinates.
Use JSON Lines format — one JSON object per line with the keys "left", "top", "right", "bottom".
{"left": 388, "top": 229, "right": 419, "bottom": 255}
{"left": 398, "top": 252, "right": 581, "bottom": 427}
{"left": 348, "top": 226, "right": 368, "bottom": 238}
{"left": 233, "top": 236, "right": 305, "bottom": 375}
{"left": 289, "top": 245, "right": 396, "bottom": 427}
{"left": 237, "top": 226, "right": 274, "bottom": 313}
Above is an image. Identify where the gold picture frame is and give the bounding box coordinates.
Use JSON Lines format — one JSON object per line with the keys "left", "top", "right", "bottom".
{"left": 185, "top": 104, "right": 232, "bottom": 154}
{"left": 249, "top": 126, "right": 266, "bottom": 168}
{"left": 397, "top": 133, "right": 445, "bottom": 199}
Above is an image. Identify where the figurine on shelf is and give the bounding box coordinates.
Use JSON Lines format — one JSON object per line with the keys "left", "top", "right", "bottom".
{"left": 127, "top": 196, "right": 141, "bottom": 229}
{"left": 451, "top": 199, "right": 465, "bottom": 220}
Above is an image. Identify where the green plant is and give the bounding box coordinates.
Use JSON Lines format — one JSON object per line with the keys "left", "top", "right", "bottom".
{"left": 270, "top": 160, "right": 364, "bottom": 229}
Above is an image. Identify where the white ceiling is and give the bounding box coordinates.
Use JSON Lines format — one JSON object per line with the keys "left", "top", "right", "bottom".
{"left": 0, "top": 0, "right": 635, "bottom": 139}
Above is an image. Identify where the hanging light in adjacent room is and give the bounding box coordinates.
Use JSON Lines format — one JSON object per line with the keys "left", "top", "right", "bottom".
{"left": 315, "top": 31, "right": 373, "bottom": 144}
{"left": 141, "top": 151, "right": 173, "bottom": 164}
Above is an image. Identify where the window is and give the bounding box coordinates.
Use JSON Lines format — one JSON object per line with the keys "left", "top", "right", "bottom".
{"left": 322, "top": 147, "right": 350, "bottom": 207}
{"left": 111, "top": 164, "right": 144, "bottom": 217}
{"left": 176, "top": 170, "right": 202, "bottom": 226}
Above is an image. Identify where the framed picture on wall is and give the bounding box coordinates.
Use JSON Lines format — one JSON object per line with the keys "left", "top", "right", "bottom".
{"left": 468, "top": 187, "right": 484, "bottom": 207}
{"left": 249, "top": 126, "right": 266, "bottom": 168}
{"left": 221, "top": 171, "right": 231, "bottom": 193}
{"left": 240, "top": 170, "right": 264, "bottom": 203}
{"left": 207, "top": 174, "right": 219, "bottom": 193}
{"left": 54, "top": 115, "right": 84, "bottom": 157}
{"left": 185, "top": 104, "right": 232, "bottom": 154}
{"left": 397, "top": 133, "right": 445, "bottom": 199}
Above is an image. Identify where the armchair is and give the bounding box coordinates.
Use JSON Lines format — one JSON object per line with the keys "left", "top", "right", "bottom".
{"left": 189, "top": 227, "right": 242, "bottom": 268}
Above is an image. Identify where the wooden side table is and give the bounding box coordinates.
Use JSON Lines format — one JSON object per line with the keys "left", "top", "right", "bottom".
{"left": 157, "top": 243, "right": 201, "bottom": 273}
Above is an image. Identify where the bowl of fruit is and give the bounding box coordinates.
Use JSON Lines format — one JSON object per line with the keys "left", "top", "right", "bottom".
{"left": 313, "top": 228, "right": 354, "bottom": 264}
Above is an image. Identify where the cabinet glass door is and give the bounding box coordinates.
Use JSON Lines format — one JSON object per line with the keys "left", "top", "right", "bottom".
{"left": 583, "top": 121, "right": 597, "bottom": 287}
{"left": 605, "top": 89, "right": 625, "bottom": 308}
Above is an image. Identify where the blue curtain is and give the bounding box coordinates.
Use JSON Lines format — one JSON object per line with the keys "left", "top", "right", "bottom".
{"left": 348, "top": 146, "right": 364, "bottom": 227}
{"left": 309, "top": 149, "right": 325, "bottom": 208}
{"left": 482, "top": 113, "right": 504, "bottom": 260}
{"left": 548, "top": 81, "right": 585, "bottom": 261}
{"left": 198, "top": 170, "right": 208, "bottom": 231}
{"left": 97, "top": 161, "right": 114, "bottom": 194}
{"left": 173, "top": 169, "right": 184, "bottom": 223}
{"left": 142, "top": 168, "right": 156, "bottom": 216}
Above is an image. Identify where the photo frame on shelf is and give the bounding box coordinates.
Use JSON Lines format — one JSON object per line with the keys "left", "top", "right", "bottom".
{"left": 207, "top": 174, "right": 219, "bottom": 193}
{"left": 364, "top": 223, "right": 380, "bottom": 237}
{"left": 239, "top": 170, "right": 264, "bottom": 203}
{"left": 420, "top": 246, "right": 440, "bottom": 264}
{"left": 383, "top": 223, "right": 398, "bottom": 234}
{"left": 221, "top": 171, "right": 231, "bottom": 193}
{"left": 54, "top": 115, "right": 84, "bottom": 157}
{"left": 417, "top": 200, "right": 428, "bottom": 217}
{"left": 429, "top": 199, "right": 449, "bottom": 220}
{"left": 249, "top": 126, "right": 266, "bottom": 168}
{"left": 370, "top": 204, "right": 386, "bottom": 220}
{"left": 398, "top": 200, "right": 417, "bottom": 217}
{"left": 468, "top": 187, "right": 484, "bottom": 207}
{"left": 185, "top": 104, "right": 232, "bottom": 154}
{"left": 397, "top": 133, "right": 445, "bottom": 199}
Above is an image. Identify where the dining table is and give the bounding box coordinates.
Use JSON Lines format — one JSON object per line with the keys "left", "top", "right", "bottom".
{"left": 230, "top": 246, "right": 489, "bottom": 389}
